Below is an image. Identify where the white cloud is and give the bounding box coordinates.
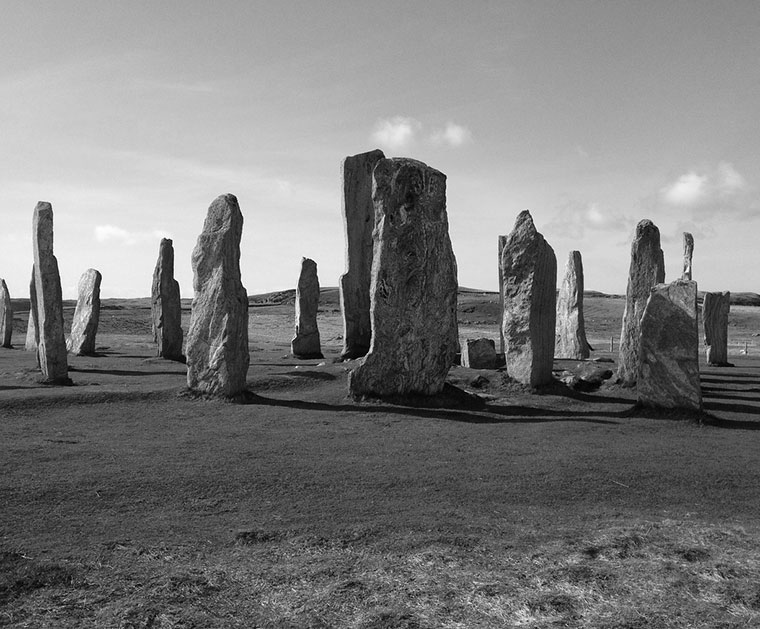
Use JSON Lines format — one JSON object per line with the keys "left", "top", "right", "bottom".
{"left": 370, "top": 116, "right": 421, "bottom": 151}
{"left": 662, "top": 172, "right": 707, "bottom": 206}
{"left": 94, "top": 225, "right": 169, "bottom": 246}
{"left": 430, "top": 122, "right": 473, "bottom": 147}
{"left": 546, "top": 200, "right": 634, "bottom": 240}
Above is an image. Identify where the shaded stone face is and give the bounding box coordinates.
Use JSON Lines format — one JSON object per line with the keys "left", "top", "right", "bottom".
{"left": 555, "top": 250, "right": 590, "bottom": 360}
{"left": 497, "top": 234, "right": 507, "bottom": 354}
{"left": 291, "top": 257, "right": 323, "bottom": 359}
{"left": 617, "top": 219, "right": 665, "bottom": 386}
{"left": 500, "top": 210, "right": 557, "bottom": 387}
{"left": 24, "top": 266, "right": 38, "bottom": 353}
{"left": 339, "top": 149, "right": 385, "bottom": 359}
{"left": 32, "top": 202, "right": 70, "bottom": 384}
{"left": 151, "top": 238, "right": 184, "bottom": 361}
{"left": 0, "top": 279, "right": 12, "bottom": 348}
{"left": 461, "top": 337, "right": 499, "bottom": 369}
{"left": 638, "top": 280, "right": 701, "bottom": 411}
{"left": 682, "top": 232, "right": 694, "bottom": 280}
{"left": 67, "top": 268, "right": 102, "bottom": 356}
{"left": 348, "top": 158, "right": 458, "bottom": 397}
{"left": 186, "top": 194, "right": 249, "bottom": 397}
{"left": 703, "top": 291, "right": 731, "bottom": 366}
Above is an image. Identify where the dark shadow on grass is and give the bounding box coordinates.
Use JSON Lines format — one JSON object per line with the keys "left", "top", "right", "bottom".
{"left": 701, "top": 374, "right": 760, "bottom": 383}
{"left": 700, "top": 415, "right": 760, "bottom": 430}
{"left": 272, "top": 370, "right": 336, "bottom": 381}
{"left": 69, "top": 367, "right": 185, "bottom": 377}
{"left": 702, "top": 399, "right": 760, "bottom": 417}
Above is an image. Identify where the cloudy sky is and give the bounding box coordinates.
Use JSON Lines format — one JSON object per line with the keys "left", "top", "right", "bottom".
{"left": 1, "top": 1, "right": 758, "bottom": 298}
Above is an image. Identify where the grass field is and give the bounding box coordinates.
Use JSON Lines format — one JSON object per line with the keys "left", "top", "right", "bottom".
{"left": 2, "top": 291, "right": 760, "bottom": 627}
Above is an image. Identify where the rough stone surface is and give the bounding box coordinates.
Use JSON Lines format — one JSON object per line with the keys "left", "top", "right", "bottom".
{"left": 555, "top": 250, "right": 591, "bottom": 359}
{"left": 500, "top": 210, "right": 557, "bottom": 386}
{"left": 461, "top": 337, "right": 499, "bottom": 369}
{"left": 703, "top": 291, "right": 731, "bottom": 366}
{"left": 291, "top": 257, "right": 323, "bottom": 359}
{"left": 33, "top": 202, "right": 70, "bottom": 384}
{"left": 0, "top": 279, "right": 12, "bottom": 348}
{"left": 638, "top": 280, "right": 702, "bottom": 411}
{"left": 186, "top": 194, "right": 249, "bottom": 397}
{"left": 349, "top": 158, "right": 458, "bottom": 397}
{"left": 24, "top": 267, "right": 38, "bottom": 353}
{"left": 151, "top": 238, "right": 184, "bottom": 361}
{"left": 67, "top": 268, "right": 102, "bottom": 355}
{"left": 682, "top": 232, "right": 694, "bottom": 280}
{"left": 617, "top": 219, "right": 665, "bottom": 386}
{"left": 339, "top": 149, "right": 385, "bottom": 359}
{"left": 497, "top": 234, "right": 507, "bottom": 354}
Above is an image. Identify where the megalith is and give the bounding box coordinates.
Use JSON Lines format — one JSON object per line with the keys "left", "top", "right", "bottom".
{"left": 291, "top": 257, "right": 323, "bottom": 359}
{"left": 638, "top": 280, "right": 701, "bottom": 411}
{"left": 24, "top": 267, "right": 38, "bottom": 353}
{"left": 33, "top": 202, "right": 70, "bottom": 384}
{"left": 500, "top": 210, "right": 557, "bottom": 387}
{"left": 497, "top": 234, "right": 507, "bottom": 354}
{"left": 617, "top": 219, "right": 665, "bottom": 386}
{"left": 703, "top": 291, "right": 731, "bottom": 366}
{"left": 151, "top": 238, "right": 184, "bottom": 361}
{"left": 339, "top": 149, "right": 385, "bottom": 359}
{"left": 555, "top": 250, "right": 591, "bottom": 359}
{"left": 682, "top": 232, "right": 694, "bottom": 280}
{"left": 186, "top": 194, "right": 249, "bottom": 397}
{"left": 0, "top": 279, "right": 12, "bottom": 348}
{"left": 67, "top": 268, "right": 102, "bottom": 356}
{"left": 348, "top": 158, "right": 458, "bottom": 397}
{"left": 461, "top": 337, "right": 499, "bottom": 369}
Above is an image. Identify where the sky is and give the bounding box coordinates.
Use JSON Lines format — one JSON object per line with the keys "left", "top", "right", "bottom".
{"left": 1, "top": 1, "right": 759, "bottom": 299}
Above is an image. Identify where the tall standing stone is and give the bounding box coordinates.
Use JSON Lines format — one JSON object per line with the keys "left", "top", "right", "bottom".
{"left": 24, "top": 267, "right": 39, "bottom": 353}
{"left": 497, "top": 234, "right": 507, "bottom": 354}
{"left": 682, "top": 232, "right": 694, "bottom": 280}
{"left": 617, "top": 219, "right": 665, "bottom": 386}
{"left": 500, "top": 210, "right": 557, "bottom": 387}
{"left": 638, "top": 280, "right": 701, "bottom": 411}
{"left": 0, "top": 279, "right": 12, "bottom": 348}
{"left": 32, "top": 202, "right": 70, "bottom": 384}
{"left": 151, "top": 238, "right": 184, "bottom": 361}
{"left": 291, "top": 257, "right": 323, "bottom": 359}
{"left": 703, "top": 291, "right": 731, "bottom": 366}
{"left": 339, "top": 149, "right": 385, "bottom": 359}
{"left": 186, "top": 194, "right": 249, "bottom": 397}
{"left": 349, "top": 158, "right": 458, "bottom": 397}
{"left": 555, "top": 250, "right": 591, "bottom": 360}
{"left": 67, "top": 268, "right": 102, "bottom": 355}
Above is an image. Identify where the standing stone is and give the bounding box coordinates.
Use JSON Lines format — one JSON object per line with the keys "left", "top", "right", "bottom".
{"left": 703, "top": 291, "right": 731, "bottom": 366}
{"left": 555, "top": 250, "right": 591, "bottom": 359}
{"left": 24, "top": 267, "right": 39, "bottom": 353}
{"left": 33, "top": 202, "right": 70, "bottom": 384}
{"left": 461, "top": 337, "right": 499, "bottom": 369}
{"left": 186, "top": 194, "right": 249, "bottom": 397}
{"left": 339, "top": 149, "right": 385, "bottom": 359}
{"left": 497, "top": 234, "right": 507, "bottom": 355}
{"left": 500, "top": 210, "right": 557, "bottom": 387}
{"left": 617, "top": 219, "right": 665, "bottom": 386}
{"left": 67, "top": 268, "right": 102, "bottom": 355}
{"left": 291, "top": 258, "right": 323, "bottom": 359}
{"left": 151, "top": 238, "right": 184, "bottom": 361}
{"left": 638, "top": 280, "right": 701, "bottom": 411}
{"left": 682, "top": 232, "right": 694, "bottom": 280}
{"left": 0, "top": 279, "right": 12, "bottom": 348}
{"left": 349, "top": 158, "right": 458, "bottom": 397}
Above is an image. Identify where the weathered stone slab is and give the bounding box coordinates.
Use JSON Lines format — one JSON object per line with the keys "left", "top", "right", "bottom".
{"left": 497, "top": 234, "right": 507, "bottom": 354}
{"left": 33, "top": 202, "right": 70, "bottom": 384}
{"left": 617, "top": 219, "right": 665, "bottom": 386}
{"left": 638, "top": 280, "right": 701, "bottom": 411}
{"left": 500, "top": 210, "right": 557, "bottom": 386}
{"left": 67, "top": 268, "right": 102, "bottom": 355}
{"left": 703, "top": 291, "right": 731, "bottom": 366}
{"left": 348, "top": 158, "right": 458, "bottom": 397}
{"left": 151, "top": 238, "right": 184, "bottom": 361}
{"left": 291, "top": 257, "right": 323, "bottom": 359}
{"left": 24, "top": 267, "right": 38, "bottom": 353}
{"left": 461, "top": 337, "right": 499, "bottom": 369}
{"left": 0, "top": 279, "right": 12, "bottom": 348}
{"left": 555, "top": 250, "right": 591, "bottom": 359}
{"left": 682, "top": 232, "right": 694, "bottom": 280}
{"left": 339, "top": 149, "right": 385, "bottom": 359}
{"left": 186, "top": 194, "right": 249, "bottom": 397}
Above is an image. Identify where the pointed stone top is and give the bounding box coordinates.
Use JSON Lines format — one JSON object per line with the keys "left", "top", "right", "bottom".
{"left": 509, "top": 209, "right": 540, "bottom": 240}
{"left": 160, "top": 237, "right": 173, "bottom": 247}
{"left": 34, "top": 201, "right": 53, "bottom": 214}
{"left": 204, "top": 194, "right": 242, "bottom": 232}
{"left": 635, "top": 219, "right": 659, "bottom": 237}
{"left": 0, "top": 278, "right": 7, "bottom": 292}
{"left": 683, "top": 231, "right": 694, "bottom": 244}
